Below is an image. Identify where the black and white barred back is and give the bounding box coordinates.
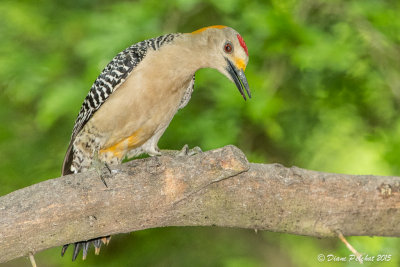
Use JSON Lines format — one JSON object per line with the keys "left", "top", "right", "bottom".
{"left": 62, "top": 33, "right": 182, "bottom": 175}
{"left": 71, "top": 33, "right": 181, "bottom": 141}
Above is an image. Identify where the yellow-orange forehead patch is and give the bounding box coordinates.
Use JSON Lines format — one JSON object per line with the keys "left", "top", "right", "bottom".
{"left": 235, "top": 57, "right": 246, "bottom": 71}
{"left": 191, "top": 25, "right": 227, "bottom": 34}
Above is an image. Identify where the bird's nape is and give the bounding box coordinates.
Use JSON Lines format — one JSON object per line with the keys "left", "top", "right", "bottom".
{"left": 225, "top": 58, "right": 251, "bottom": 100}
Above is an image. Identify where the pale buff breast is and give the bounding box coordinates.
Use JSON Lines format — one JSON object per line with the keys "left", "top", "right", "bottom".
{"left": 87, "top": 42, "right": 196, "bottom": 152}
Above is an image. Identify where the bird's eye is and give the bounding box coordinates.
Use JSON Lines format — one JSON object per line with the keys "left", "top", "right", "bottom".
{"left": 224, "top": 42, "right": 233, "bottom": 53}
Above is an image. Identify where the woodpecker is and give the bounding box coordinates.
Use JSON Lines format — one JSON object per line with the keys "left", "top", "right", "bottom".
{"left": 61, "top": 25, "right": 251, "bottom": 261}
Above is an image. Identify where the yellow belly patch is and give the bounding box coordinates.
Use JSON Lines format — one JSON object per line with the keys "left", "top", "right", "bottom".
{"left": 191, "top": 25, "right": 227, "bottom": 34}
{"left": 99, "top": 129, "right": 144, "bottom": 159}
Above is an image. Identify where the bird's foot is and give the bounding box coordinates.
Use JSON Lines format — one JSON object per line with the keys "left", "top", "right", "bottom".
{"left": 147, "top": 146, "right": 162, "bottom": 157}
{"left": 91, "top": 153, "right": 113, "bottom": 187}
{"left": 177, "top": 144, "right": 202, "bottom": 156}
{"left": 61, "top": 236, "right": 111, "bottom": 261}
{"left": 99, "top": 163, "right": 112, "bottom": 188}
{"left": 145, "top": 145, "right": 202, "bottom": 157}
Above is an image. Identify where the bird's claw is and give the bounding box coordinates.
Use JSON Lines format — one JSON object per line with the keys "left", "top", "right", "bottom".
{"left": 190, "top": 146, "right": 202, "bottom": 155}
{"left": 178, "top": 144, "right": 202, "bottom": 156}
{"left": 101, "top": 236, "right": 111, "bottom": 245}
{"left": 177, "top": 144, "right": 189, "bottom": 156}
{"left": 100, "top": 163, "right": 112, "bottom": 187}
{"left": 93, "top": 239, "right": 102, "bottom": 255}
{"left": 82, "top": 242, "right": 90, "bottom": 260}
{"left": 62, "top": 236, "right": 112, "bottom": 261}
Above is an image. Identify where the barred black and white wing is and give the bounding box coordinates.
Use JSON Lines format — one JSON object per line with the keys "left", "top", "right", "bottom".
{"left": 178, "top": 75, "right": 195, "bottom": 109}
{"left": 62, "top": 33, "right": 180, "bottom": 175}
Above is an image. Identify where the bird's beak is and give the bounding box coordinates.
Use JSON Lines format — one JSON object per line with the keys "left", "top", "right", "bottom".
{"left": 225, "top": 58, "right": 251, "bottom": 100}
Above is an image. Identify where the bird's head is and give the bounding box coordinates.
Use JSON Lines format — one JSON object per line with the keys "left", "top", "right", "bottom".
{"left": 191, "top": 25, "right": 251, "bottom": 100}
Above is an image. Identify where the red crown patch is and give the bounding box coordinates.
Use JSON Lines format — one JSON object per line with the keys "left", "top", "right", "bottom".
{"left": 237, "top": 34, "right": 248, "bottom": 56}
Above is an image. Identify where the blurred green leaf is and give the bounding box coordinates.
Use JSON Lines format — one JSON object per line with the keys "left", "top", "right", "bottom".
{"left": 1, "top": 0, "right": 400, "bottom": 266}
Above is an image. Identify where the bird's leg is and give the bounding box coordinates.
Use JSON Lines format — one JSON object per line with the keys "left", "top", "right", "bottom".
{"left": 91, "top": 152, "right": 112, "bottom": 187}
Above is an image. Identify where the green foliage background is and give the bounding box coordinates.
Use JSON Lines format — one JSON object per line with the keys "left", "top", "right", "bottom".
{"left": 1, "top": 0, "right": 400, "bottom": 266}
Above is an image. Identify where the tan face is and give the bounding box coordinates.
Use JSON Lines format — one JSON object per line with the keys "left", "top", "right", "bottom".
{"left": 192, "top": 26, "right": 251, "bottom": 100}
{"left": 219, "top": 27, "right": 249, "bottom": 71}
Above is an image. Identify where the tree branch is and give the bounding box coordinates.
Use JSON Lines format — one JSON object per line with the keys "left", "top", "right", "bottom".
{"left": 1, "top": 145, "right": 399, "bottom": 263}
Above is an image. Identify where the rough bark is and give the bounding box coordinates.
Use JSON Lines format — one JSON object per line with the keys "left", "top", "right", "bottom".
{"left": 0, "top": 145, "right": 399, "bottom": 263}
